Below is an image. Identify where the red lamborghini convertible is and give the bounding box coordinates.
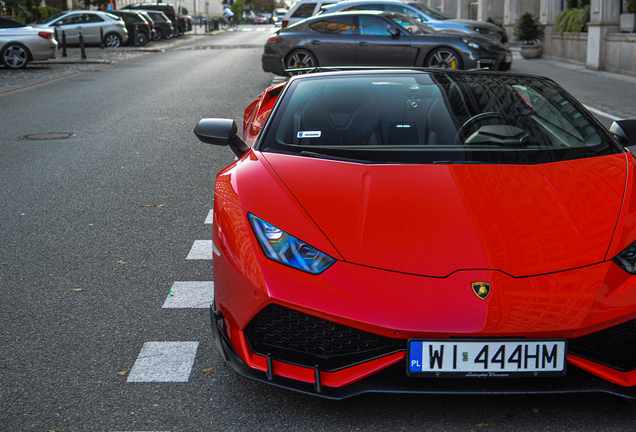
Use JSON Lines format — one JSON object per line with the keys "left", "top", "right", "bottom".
{"left": 195, "top": 68, "right": 636, "bottom": 399}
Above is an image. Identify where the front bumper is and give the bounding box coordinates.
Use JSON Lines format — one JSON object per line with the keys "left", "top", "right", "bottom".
{"left": 210, "top": 304, "right": 636, "bottom": 399}
{"left": 469, "top": 50, "right": 512, "bottom": 71}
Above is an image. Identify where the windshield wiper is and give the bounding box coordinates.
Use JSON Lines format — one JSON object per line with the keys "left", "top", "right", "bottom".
{"left": 300, "top": 151, "right": 377, "bottom": 164}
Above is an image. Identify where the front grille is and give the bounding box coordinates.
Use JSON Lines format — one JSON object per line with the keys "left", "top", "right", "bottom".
{"left": 244, "top": 304, "right": 404, "bottom": 371}
{"left": 568, "top": 319, "right": 636, "bottom": 371}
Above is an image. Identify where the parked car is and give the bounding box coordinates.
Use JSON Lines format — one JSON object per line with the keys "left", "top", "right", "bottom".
{"left": 195, "top": 69, "right": 636, "bottom": 399}
{"left": 280, "top": 0, "right": 340, "bottom": 28}
{"left": 272, "top": 8, "right": 288, "bottom": 26}
{"left": 1, "top": 17, "right": 57, "bottom": 69}
{"left": 133, "top": 10, "right": 175, "bottom": 39}
{"left": 195, "top": 66, "right": 636, "bottom": 399}
{"left": 322, "top": 0, "right": 508, "bottom": 44}
{"left": 254, "top": 14, "right": 271, "bottom": 24}
{"left": 123, "top": 3, "right": 186, "bottom": 35}
{"left": 262, "top": 11, "right": 512, "bottom": 76}
{"left": 177, "top": 13, "right": 192, "bottom": 32}
{"left": 131, "top": 10, "right": 161, "bottom": 41}
{"left": 109, "top": 10, "right": 151, "bottom": 46}
{"left": 32, "top": 10, "right": 128, "bottom": 48}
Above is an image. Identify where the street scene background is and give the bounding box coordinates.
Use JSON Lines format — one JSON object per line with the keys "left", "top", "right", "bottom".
{"left": 2, "top": 24, "right": 636, "bottom": 431}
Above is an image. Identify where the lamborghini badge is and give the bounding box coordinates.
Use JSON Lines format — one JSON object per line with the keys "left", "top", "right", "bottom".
{"left": 472, "top": 282, "right": 491, "bottom": 300}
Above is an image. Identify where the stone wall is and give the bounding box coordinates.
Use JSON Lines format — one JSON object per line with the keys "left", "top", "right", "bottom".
{"left": 546, "top": 32, "right": 589, "bottom": 65}
{"left": 603, "top": 32, "right": 636, "bottom": 75}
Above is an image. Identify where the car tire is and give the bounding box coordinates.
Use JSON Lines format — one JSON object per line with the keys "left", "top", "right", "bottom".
{"left": 152, "top": 31, "right": 161, "bottom": 42}
{"left": 104, "top": 33, "right": 122, "bottom": 48}
{"left": 425, "top": 47, "right": 463, "bottom": 69}
{"left": 136, "top": 31, "right": 149, "bottom": 46}
{"left": 1, "top": 42, "right": 30, "bottom": 69}
{"left": 284, "top": 49, "right": 317, "bottom": 75}
{"left": 499, "top": 61, "right": 512, "bottom": 71}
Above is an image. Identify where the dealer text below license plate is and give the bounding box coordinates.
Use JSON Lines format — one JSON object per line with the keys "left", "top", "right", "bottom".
{"left": 408, "top": 339, "right": 566, "bottom": 377}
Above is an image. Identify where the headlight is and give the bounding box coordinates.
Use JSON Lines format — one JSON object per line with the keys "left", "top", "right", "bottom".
{"left": 614, "top": 241, "right": 636, "bottom": 274}
{"left": 249, "top": 214, "right": 335, "bottom": 274}
{"left": 462, "top": 38, "right": 482, "bottom": 50}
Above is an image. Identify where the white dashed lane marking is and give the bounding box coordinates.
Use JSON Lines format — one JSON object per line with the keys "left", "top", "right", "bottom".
{"left": 127, "top": 211, "right": 214, "bottom": 385}
{"left": 163, "top": 281, "right": 214, "bottom": 308}
{"left": 186, "top": 240, "right": 213, "bottom": 260}
{"left": 205, "top": 209, "right": 214, "bottom": 224}
{"left": 127, "top": 342, "right": 199, "bottom": 383}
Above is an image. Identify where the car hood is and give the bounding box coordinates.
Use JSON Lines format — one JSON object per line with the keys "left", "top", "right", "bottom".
{"left": 450, "top": 18, "right": 503, "bottom": 32}
{"left": 262, "top": 152, "right": 628, "bottom": 277}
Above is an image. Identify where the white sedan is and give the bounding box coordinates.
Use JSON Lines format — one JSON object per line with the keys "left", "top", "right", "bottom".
{"left": 1, "top": 18, "right": 57, "bottom": 69}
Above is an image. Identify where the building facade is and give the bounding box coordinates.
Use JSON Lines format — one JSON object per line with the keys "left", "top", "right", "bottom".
{"left": 422, "top": 0, "right": 636, "bottom": 77}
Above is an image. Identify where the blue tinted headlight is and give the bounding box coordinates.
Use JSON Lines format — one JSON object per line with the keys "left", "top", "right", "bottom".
{"left": 614, "top": 241, "right": 636, "bottom": 274}
{"left": 249, "top": 214, "right": 335, "bottom": 274}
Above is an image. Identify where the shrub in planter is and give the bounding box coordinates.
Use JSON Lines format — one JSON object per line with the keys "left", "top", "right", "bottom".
{"left": 514, "top": 12, "right": 544, "bottom": 44}
{"left": 514, "top": 12, "right": 544, "bottom": 58}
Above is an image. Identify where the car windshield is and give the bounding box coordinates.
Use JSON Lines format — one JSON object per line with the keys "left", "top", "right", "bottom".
{"left": 258, "top": 71, "right": 621, "bottom": 165}
{"left": 388, "top": 14, "right": 434, "bottom": 34}
{"left": 407, "top": 2, "right": 451, "bottom": 20}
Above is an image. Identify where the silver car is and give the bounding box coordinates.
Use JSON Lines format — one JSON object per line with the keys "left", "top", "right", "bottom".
{"left": 33, "top": 11, "right": 128, "bottom": 48}
{"left": 1, "top": 18, "right": 58, "bottom": 69}
{"left": 322, "top": 0, "right": 508, "bottom": 45}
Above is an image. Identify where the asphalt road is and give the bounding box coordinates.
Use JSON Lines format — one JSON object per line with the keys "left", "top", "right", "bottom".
{"left": 2, "top": 27, "right": 636, "bottom": 431}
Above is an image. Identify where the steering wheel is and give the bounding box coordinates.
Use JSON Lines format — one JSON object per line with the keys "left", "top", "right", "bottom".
{"left": 456, "top": 112, "right": 517, "bottom": 143}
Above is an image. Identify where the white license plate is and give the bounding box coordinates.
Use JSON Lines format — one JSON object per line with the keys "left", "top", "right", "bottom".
{"left": 407, "top": 339, "right": 566, "bottom": 377}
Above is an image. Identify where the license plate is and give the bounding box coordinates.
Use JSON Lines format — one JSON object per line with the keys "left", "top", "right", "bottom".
{"left": 407, "top": 339, "right": 566, "bottom": 378}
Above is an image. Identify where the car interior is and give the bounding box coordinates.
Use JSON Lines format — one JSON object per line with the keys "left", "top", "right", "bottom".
{"left": 276, "top": 77, "right": 458, "bottom": 148}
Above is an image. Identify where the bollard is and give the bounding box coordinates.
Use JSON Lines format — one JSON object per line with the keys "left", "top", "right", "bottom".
{"left": 54, "top": 27, "right": 58, "bottom": 43}
{"left": 204, "top": 20, "right": 208, "bottom": 33}
{"left": 133, "top": 24, "right": 138, "bottom": 47}
{"left": 100, "top": 27, "right": 105, "bottom": 49}
{"left": 79, "top": 32, "right": 87, "bottom": 59}
{"left": 62, "top": 30, "right": 67, "bottom": 58}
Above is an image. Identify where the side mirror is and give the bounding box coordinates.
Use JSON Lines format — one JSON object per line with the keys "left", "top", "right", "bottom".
{"left": 610, "top": 119, "right": 636, "bottom": 147}
{"left": 194, "top": 118, "right": 249, "bottom": 158}
{"left": 387, "top": 25, "right": 400, "bottom": 37}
